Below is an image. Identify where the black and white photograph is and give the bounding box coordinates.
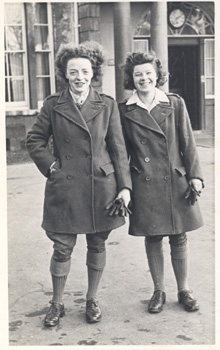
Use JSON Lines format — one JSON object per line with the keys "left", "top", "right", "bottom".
{"left": 1, "top": 0, "right": 218, "bottom": 348}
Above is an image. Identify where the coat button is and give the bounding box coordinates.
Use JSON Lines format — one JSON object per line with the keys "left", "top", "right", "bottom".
{"left": 144, "top": 157, "right": 150, "bottom": 162}
{"left": 141, "top": 139, "right": 147, "bottom": 144}
{"left": 164, "top": 175, "right": 170, "bottom": 180}
{"left": 86, "top": 155, "right": 92, "bottom": 160}
{"left": 65, "top": 137, "right": 70, "bottom": 143}
{"left": 67, "top": 175, "right": 73, "bottom": 180}
{"left": 66, "top": 154, "right": 72, "bottom": 160}
{"left": 145, "top": 176, "right": 151, "bottom": 181}
{"left": 161, "top": 138, "right": 166, "bottom": 143}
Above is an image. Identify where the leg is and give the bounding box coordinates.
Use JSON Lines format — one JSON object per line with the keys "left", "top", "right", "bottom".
{"left": 44, "top": 231, "right": 77, "bottom": 326}
{"left": 169, "top": 233, "right": 199, "bottom": 311}
{"left": 85, "top": 231, "right": 110, "bottom": 323}
{"left": 145, "top": 235, "right": 166, "bottom": 313}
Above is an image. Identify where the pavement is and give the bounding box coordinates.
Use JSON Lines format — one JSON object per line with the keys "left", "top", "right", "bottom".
{"left": 2, "top": 132, "right": 217, "bottom": 348}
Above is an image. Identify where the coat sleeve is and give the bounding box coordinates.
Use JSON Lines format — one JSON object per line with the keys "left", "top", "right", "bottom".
{"left": 177, "top": 96, "right": 204, "bottom": 182}
{"left": 26, "top": 98, "right": 56, "bottom": 177}
{"left": 105, "top": 98, "right": 132, "bottom": 191}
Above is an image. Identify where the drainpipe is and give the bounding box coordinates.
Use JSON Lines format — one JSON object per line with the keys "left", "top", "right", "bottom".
{"left": 151, "top": 2, "right": 168, "bottom": 92}
{"left": 113, "top": 2, "right": 131, "bottom": 102}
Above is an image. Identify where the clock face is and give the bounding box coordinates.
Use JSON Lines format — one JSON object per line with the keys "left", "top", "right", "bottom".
{"left": 169, "top": 9, "right": 186, "bottom": 29}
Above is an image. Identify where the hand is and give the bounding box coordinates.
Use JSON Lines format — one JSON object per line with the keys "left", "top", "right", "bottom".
{"left": 115, "top": 188, "right": 131, "bottom": 208}
{"left": 185, "top": 179, "right": 203, "bottom": 206}
{"left": 49, "top": 159, "right": 60, "bottom": 174}
{"left": 105, "top": 189, "right": 131, "bottom": 217}
{"left": 189, "top": 178, "right": 203, "bottom": 193}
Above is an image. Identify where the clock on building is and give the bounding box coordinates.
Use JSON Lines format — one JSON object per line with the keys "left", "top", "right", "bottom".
{"left": 169, "top": 9, "right": 186, "bottom": 29}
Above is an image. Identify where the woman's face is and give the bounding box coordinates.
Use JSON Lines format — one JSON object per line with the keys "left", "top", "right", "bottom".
{"left": 133, "top": 63, "right": 157, "bottom": 94}
{"left": 66, "top": 57, "right": 93, "bottom": 95}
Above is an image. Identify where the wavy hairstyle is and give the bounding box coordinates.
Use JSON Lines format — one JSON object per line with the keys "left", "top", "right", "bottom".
{"left": 123, "top": 50, "right": 168, "bottom": 90}
{"left": 55, "top": 41, "right": 105, "bottom": 83}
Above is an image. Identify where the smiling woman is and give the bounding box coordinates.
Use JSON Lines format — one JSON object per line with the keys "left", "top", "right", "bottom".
{"left": 26, "top": 41, "right": 132, "bottom": 328}
{"left": 65, "top": 58, "right": 93, "bottom": 96}
{"left": 119, "top": 49, "right": 204, "bottom": 315}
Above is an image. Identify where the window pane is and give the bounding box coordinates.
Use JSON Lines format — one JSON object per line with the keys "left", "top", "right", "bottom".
{"left": 36, "top": 53, "right": 49, "bottom": 75}
{"left": 4, "top": 3, "right": 22, "bottom": 24}
{"left": 10, "top": 78, "right": 25, "bottom": 101}
{"left": 8, "top": 53, "right": 24, "bottom": 76}
{"left": 34, "top": 26, "right": 49, "bottom": 50}
{"left": 206, "top": 59, "right": 214, "bottom": 76}
{"left": 35, "top": 3, "right": 48, "bottom": 24}
{"left": 37, "top": 78, "right": 51, "bottom": 100}
{"left": 133, "top": 40, "right": 149, "bottom": 53}
{"left": 6, "top": 26, "right": 23, "bottom": 50}
{"left": 206, "top": 78, "right": 214, "bottom": 95}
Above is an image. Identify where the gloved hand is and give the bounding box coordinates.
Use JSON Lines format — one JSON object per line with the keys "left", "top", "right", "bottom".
{"left": 185, "top": 179, "right": 204, "bottom": 205}
{"left": 105, "top": 198, "right": 132, "bottom": 217}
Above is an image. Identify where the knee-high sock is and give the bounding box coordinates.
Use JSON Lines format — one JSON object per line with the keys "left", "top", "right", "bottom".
{"left": 50, "top": 258, "right": 71, "bottom": 304}
{"left": 145, "top": 240, "right": 165, "bottom": 292}
{"left": 86, "top": 251, "right": 106, "bottom": 301}
{"left": 170, "top": 242, "right": 189, "bottom": 292}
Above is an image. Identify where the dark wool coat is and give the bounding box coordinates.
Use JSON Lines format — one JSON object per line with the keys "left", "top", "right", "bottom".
{"left": 119, "top": 93, "right": 204, "bottom": 237}
{"left": 26, "top": 87, "right": 132, "bottom": 234}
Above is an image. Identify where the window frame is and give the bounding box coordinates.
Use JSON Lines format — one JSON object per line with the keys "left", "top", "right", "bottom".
{"left": 4, "top": 2, "right": 55, "bottom": 112}
{"left": 4, "top": 3, "right": 29, "bottom": 110}
{"left": 204, "top": 38, "right": 215, "bottom": 99}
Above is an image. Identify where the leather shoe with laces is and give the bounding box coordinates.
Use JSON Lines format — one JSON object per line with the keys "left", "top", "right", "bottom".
{"left": 178, "top": 290, "right": 199, "bottom": 312}
{"left": 86, "top": 298, "right": 102, "bottom": 323}
{"left": 44, "top": 300, "right": 65, "bottom": 326}
{"left": 148, "top": 290, "right": 166, "bottom": 313}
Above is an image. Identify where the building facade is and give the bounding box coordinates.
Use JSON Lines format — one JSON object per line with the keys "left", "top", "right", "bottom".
{"left": 5, "top": 2, "right": 214, "bottom": 151}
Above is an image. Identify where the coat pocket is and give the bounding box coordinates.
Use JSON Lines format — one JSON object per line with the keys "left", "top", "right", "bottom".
{"left": 100, "top": 162, "right": 115, "bottom": 176}
{"left": 175, "top": 165, "right": 186, "bottom": 176}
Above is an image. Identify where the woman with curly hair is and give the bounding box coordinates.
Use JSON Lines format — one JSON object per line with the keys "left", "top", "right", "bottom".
{"left": 26, "top": 41, "right": 131, "bottom": 326}
{"left": 119, "top": 51, "right": 204, "bottom": 314}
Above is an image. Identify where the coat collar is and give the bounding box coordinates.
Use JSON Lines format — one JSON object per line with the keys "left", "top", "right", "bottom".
{"left": 124, "top": 98, "right": 174, "bottom": 135}
{"left": 54, "top": 87, "right": 106, "bottom": 130}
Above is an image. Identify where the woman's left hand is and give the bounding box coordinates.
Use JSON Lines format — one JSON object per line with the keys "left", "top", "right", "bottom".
{"left": 115, "top": 188, "right": 131, "bottom": 208}
{"left": 105, "top": 188, "right": 131, "bottom": 217}
{"left": 189, "top": 178, "right": 204, "bottom": 193}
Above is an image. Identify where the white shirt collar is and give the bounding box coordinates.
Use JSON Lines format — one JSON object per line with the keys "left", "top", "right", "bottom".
{"left": 126, "top": 88, "right": 169, "bottom": 111}
{"left": 69, "top": 88, "right": 90, "bottom": 106}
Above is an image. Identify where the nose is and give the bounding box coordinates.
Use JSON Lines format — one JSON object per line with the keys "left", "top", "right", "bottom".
{"left": 76, "top": 71, "right": 84, "bottom": 80}
{"left": 141, "top": 73, "right": 149, "bottom": 80}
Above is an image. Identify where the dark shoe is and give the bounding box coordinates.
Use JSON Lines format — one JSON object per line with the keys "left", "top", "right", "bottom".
{"left": 148, "top": 290, "right": 166, "bottom": 313}
{"left": 178, "top": 290, "right": 199, "bottom": 312}
{"left": 44, "top": 300, "right": 65, "bottom": 327}
{"left": 86, "top": 299, "right": 102, "bottom": 323}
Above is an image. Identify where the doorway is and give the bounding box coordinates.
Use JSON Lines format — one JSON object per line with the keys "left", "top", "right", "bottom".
{"left": 168, "top": 45, "right": 200, "bottom": 130}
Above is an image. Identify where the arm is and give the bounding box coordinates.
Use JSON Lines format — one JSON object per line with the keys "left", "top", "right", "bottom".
{"left": 26, "top": 98, "right": 56, "bottom": 177}
{"left": 105, "top": 99, "right": 132, "bottom": 209}
{"left": 178, "top": 96, "right": 204, "bottom": 183}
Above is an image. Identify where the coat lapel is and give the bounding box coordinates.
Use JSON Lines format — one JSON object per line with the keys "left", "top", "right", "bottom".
{"left": 54, "top": 87, "right": 106, "bottom": 129}
{"left": 54, "top": 88, "right": 88, "bottom": 131}
{"left": 150, "top": 103, "right": 174, "bottom": 125}
{"left": 124, "top": 102, "right": 174, "bottom": 135}
{"left": 80, "top": 88, "right": 105, "bottom": 123}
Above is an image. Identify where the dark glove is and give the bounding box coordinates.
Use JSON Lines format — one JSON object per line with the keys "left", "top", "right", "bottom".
{"left": 185, "top": 184, "right": 201, "bottom": 205}
{"left": 105, "top": 198, "right": 132, "bottom": 217}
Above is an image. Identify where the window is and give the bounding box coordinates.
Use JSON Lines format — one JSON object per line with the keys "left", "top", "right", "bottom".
{"left": 204, "top": 39, "right": 215, "bottom": 98}
{"left": 4, "top": 3, "right": 55, "bottom": 111}
{"left": 4, "top": 3, "right": 28, "bottom": 107}
{"left": 33, "top": 3, "right": 55, "bottom": 108}
{"left": 132, "top": 39, "right": 149, "bottom": 53}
